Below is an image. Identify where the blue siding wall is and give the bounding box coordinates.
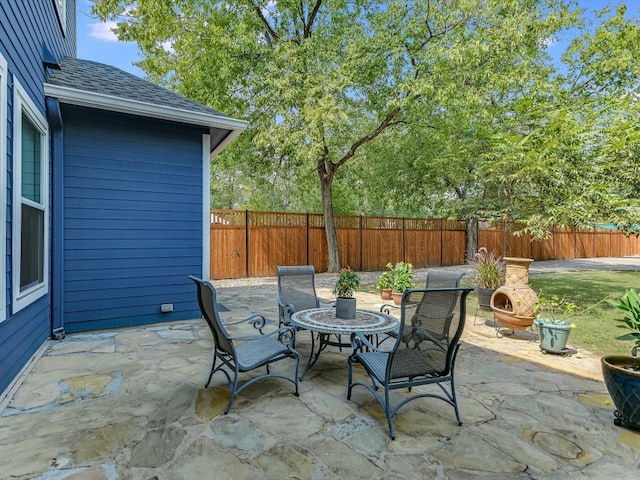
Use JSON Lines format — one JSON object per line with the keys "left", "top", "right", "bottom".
{"left": 62, "top": 106, "right": 206, "bottom": 332}
{"left": 0, "top": 2, "right": 76, "bottom": 395}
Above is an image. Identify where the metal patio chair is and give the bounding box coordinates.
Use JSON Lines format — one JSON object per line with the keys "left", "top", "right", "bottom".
{"left": 276, "top": 265, "right": 336, "bottom": 346}
{"left": 189, "top": 276, "right": 300, "bottom": 414}
{"left": 348, "top": 287, "right": 473, "bottom": 439}
{"left": 377, "top": 269, "right": 466, "bottom": 345}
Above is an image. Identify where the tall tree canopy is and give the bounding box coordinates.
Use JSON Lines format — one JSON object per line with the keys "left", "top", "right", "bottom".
{"left": 94, "top": 0, "right": 639, "bottom": 269}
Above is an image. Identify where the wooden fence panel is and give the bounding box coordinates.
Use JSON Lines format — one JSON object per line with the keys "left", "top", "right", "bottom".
{"left": 594, "top": 231, "right": 612, "bottom": 258}
{"left": 210, "top": 225, "right": 246, "bottom": 279}
{"left": 478, "top": 230, "right": 503, "bottom": 257}
{"left": 361, "top": 230, "right": 403, "bottom": 271}
{"left": 336, "top": 215, "right": 362, "bottom": 271}
{"left": 575, "top": 232, "right": 593, "bottom": 258}
{"left": 210, "top": 210, "right": 640, "bottom": 279}
{"left": 532, "top": 236, "right": 555, "bottom": 260}
{"left": 442, "top": 221, "right": 466, "bottom": 266}
{"left": 248, "top": 226, "right": 307, "bottom": 276}
{"left": 508, "top": 232, "right": 532, "bottom": 258}
{"left": 361, "top": 217, "right": 404, "bottom": 271}
{"left": 210, "top": 210, "right": 247, "bottom": 280}
{"left": 405, "top": 230, "right": 442, "bottom": 268}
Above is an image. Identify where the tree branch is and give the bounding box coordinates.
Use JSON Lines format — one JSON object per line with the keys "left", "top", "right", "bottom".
{"left": 251, "top": 1, "right": 279, "bottom": 44}
{"left": 335, "top": 106, "right": 402, "bottom": 168}
{"left": 305, "top": 0, "right": 323, "bottom": 38}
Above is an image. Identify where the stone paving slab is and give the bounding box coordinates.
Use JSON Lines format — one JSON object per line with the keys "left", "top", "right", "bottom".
{"left": 2, "top": 265, "right": 640, "bottom": 479}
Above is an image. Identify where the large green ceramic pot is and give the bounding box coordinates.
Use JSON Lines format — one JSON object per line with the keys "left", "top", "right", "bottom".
{"left": 601, "top": 355, "right": 640, "bottom": 429}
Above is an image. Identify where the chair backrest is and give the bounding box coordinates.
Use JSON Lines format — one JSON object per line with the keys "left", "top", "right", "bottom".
{"left": 425, "top": 270, "right": 466, "bottom": 289}
{"left": 277, "top": 265, "right": 320, "bottom": 313}
{"left": 390, "top": 287, "right": 472, "bottom": 379}
{"left": 189, "top": 276, "right": 234, "bottom": 355}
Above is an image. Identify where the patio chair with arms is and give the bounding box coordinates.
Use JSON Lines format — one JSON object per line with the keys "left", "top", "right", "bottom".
{"left": 277, "top": 265, "right": 337, "bottom": 346}
{"left": 189, "top": 276, "right": 300, "bottom": 414}
{"left": 377, "top": 269, "right": 466, "bottom": 346}
{"left": 347, "top": 286, "right": 473, "bottom": 439}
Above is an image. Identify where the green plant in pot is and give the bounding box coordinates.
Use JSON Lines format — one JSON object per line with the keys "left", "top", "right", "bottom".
{"left": 470, "top": 247, "right": 505, "bottom": 311}
{"left": 391, "top": 261, "right": 414, "bottom": 305}
{"left": 376, "top": 267, "right": 394, "bottom": 300}
{"left": 333, "top": 266, "right": 360, "bottom": 319}
{"left": 601, "top": 288, "right": 640, "bottom": 428}
{"left": 533, "top": 293, "right": 577, "bottom": 354}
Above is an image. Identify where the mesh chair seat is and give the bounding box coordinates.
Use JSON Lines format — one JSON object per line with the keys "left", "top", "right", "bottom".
{"left": 235, "top": 336, "right": 293, "bottom": 371}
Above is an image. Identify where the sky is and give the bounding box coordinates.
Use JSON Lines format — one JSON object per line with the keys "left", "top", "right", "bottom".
{"left": 76, "top": 0, "right": 637, "bottom": 79}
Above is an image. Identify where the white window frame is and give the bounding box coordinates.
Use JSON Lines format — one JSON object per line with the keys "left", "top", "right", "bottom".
{"left": 0, "top": 53, "right": 7, "bottom": 322}
{"left": 12, "top": 80, "right": 50, "bottom": 313}
{"left": 54, "top": 0, "right": 67, "bottom": 34}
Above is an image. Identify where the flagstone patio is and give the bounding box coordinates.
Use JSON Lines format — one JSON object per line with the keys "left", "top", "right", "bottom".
{"left": 1, "top": 273, "right": 640, "bottom": 479}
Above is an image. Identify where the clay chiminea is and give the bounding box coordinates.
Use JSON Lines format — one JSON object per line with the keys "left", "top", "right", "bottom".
{"left": 490, "top": 257, "right": 538, "bottom": 330}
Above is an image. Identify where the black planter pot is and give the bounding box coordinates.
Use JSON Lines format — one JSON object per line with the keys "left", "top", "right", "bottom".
{"left": 335, "top": 297, "right": 356, "bottom": 320}
{"left": 476, "top": 287, "right": 496, "bottom": 312}
{"left": 601, "top": 355, "right": 640, "bottom": 429}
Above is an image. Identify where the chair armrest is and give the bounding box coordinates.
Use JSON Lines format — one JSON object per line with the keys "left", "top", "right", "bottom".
{"left": 319, "top": 298, "right": 335, "bottom": 307}
{"left": 220, "top": 312, "right": 267, "bottom": 330}
{"left": 229, "top": 325, "right": 296, "bottom": 347}
{"left": 380, "top": 303, "right": 400, "bottom": 314}
{"left": 350, "top": 332, "right": 390, "bottom": 353}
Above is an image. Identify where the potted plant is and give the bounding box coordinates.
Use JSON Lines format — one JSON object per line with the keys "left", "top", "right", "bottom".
{"left": 376, "top": 266, "right": 394, "bottom": 300}
{"left": 333, "top": 266, "right": 361, "bottom": 319}
{"left": 390, "top": 261, "right": 414, "bottom": 305}
{"left": 470, "top": 247, "right": 505, "bottom": 311}
{"left": 533, "top": 293, "right": 577, "bottom": 353}
{"left": 602, "top": 288, "right": 640, "bottom": 429}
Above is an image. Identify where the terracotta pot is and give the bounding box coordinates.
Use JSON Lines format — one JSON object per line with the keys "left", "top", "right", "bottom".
{"left": 380, "top": 288, "right": 392, "bottom": 300}
{"left": 601, "top": 355, "right": 640, "bottom": 429}
{"left": 490, "top": 257, "right": 538, "bottom": 329}
{"left": 392, "top": 292, "right": 403, "bottom": 305}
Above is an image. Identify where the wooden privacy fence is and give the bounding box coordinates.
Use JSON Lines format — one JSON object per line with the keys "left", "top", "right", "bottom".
{"left": 210, "top": 210, "right": 640, "bottom": 280}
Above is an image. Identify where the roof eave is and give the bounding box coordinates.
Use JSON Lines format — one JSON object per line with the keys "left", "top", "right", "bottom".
{"left": 43, "top": 83, "right": 249, "bottom": 154}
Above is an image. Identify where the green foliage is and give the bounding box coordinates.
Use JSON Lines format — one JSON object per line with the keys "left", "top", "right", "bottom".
{"left": 533, "top": 293, "right": 578, "bottom": 324}
{"left": 525, "top": 271, "right": 640, "bottom": 356}
{"left": 609, "top": 288, "right": 640, "bottom": 357}
{"left": 333, "top": 266, "right": 360, "bottom": 298}
{"left": 92, "top": 1, "right": 640, "bottom": 243}
{"left": 375, "top": 271, "right": 394, "bottom": 291}
{"left": 389, "top": 262, "right": 415, "bottom": 293}
{"left": 470, "top": 248, "right": 505, "bottom": 289}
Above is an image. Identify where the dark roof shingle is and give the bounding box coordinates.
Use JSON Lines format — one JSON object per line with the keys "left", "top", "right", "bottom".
{"left": 47, "top": 57, "right": 228, "bottom": 118}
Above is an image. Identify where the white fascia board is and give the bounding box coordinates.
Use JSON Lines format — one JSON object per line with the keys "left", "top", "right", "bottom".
{"left": 210, "top": 127, "right": 243, "bottom": 158}
{"left": 43, "top": 83, "right": 249, "bottom": 132}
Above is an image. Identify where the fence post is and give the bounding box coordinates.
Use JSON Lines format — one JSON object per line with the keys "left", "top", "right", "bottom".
{"left": 245, "top": 210, "right": 249, "bottom": 278}
{"left": 306, "top": 212, "right": 310, "bottom": 266}
{"left": 359, "top": 215, "right": 363, "bottom": 271}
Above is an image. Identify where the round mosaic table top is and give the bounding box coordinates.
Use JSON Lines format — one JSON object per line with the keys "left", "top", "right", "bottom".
{"left": 291, "top": 308, "right": 398, "bottom": 335}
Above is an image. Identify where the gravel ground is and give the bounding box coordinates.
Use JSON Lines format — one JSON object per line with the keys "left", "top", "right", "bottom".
{"left": 211, "top": 256, "right": 640, "bottom": 290}
{"left": 213, "top": 265, "right": 473, "bottom": 289}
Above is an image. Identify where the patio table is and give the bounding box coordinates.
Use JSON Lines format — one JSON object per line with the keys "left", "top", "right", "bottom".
{"left": 291, "top": 308, "right": 399, "bottom": 379}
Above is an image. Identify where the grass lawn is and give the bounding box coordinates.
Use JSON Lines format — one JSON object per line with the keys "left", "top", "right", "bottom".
{"left": 364, "top": 270, "right": 640, "bottom": 357}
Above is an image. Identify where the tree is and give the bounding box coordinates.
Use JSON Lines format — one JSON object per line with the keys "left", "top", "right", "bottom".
{"left": 94, "top": 0, "right": 580, "bottom": 271}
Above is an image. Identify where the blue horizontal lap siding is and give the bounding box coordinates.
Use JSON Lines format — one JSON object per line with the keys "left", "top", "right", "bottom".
{"left": 0, "top": 2, "right": 76, "bottom": 395}
{"left": 62, "top": 106, "right": 206, "bottom": 332}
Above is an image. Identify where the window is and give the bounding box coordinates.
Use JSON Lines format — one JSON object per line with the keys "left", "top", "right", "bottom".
{"left": 53, "top": 0, "right": 66, "bottom": 33}
{"left": 12, "top": 80, "right": 49, "bottom": 313}
{"left": 0, "top": 53, "right": 6, "bottom": 322}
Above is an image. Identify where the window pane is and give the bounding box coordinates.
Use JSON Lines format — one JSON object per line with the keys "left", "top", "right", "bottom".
{"left": 21, "top": 204, "right": 44, "bottom": 291}
{"left": 22, "top": 115, "right": 41, "bottom": 203}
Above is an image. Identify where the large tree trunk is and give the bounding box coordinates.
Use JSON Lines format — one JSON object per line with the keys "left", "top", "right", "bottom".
{"left": 320, "top": 170, "right": 341, "bottom": 273}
